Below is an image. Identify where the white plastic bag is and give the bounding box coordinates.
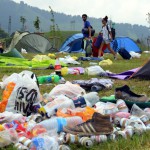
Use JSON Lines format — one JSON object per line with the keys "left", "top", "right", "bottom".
{"left": 6, "top": 74, "right": 41, "bottom": 116}
{"left": 0, "top": 111, "right": 24, "bottom": 123}
{"left": 0, "top": 129, "right": 18, "bottom": 148}
{"left": 85, "top": 66, "right": 106, "bottom": 76}
{"left": 48, "top": 81, "right": 86, "bottom": 99}
{"left": 130, "top": 51, "right": 141, "bottom": 58}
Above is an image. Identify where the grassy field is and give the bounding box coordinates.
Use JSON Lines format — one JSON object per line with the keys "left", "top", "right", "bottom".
{"left": 0, "top": 52, "right": 150, "bottom": 150}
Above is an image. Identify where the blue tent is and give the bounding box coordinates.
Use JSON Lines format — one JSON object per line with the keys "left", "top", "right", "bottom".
{"left": 59, "top": 34, "right": 141, "bottom": 53}
{"left": 111, "top": 37, "right": 141, "bottom": 53}
{"left": 59, "top": 33, "right": 84, "bottom": 53}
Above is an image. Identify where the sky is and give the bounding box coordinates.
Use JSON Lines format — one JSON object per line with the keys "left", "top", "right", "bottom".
{"left": 13, "top": 0, "right": 150, "bottom": 26}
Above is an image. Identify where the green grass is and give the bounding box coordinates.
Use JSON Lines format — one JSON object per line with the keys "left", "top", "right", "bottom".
{"left": 0, "top": 53, "right": 150, "bottom": 150}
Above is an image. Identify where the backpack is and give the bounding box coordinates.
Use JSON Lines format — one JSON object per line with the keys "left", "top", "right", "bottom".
{"left": 118, "top": 48, "right": 131, "bottom": 60}
{"left": 106, "top": 25, "right": 116, "bottom": 40}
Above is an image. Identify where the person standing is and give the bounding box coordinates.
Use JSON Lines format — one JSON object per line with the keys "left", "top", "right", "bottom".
{"left": 82, "top": 14, "right": 93, "bottom": 57}
{"left": 98, "top": 16, "right": 117, "bottom": 59}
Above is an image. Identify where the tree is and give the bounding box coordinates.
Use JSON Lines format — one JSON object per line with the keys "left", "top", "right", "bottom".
{"left": 34, "top": 16, "right": 40, "bottom": 32}
{"left": 0, "top": 28, "right": 9, "bottom": 38}
{"left": 146, "top": 13, "right": 150, "bottom": 29}
{"left": 49, "top": 6, "right": 56, "bottom": 36}
{"left": 20, "top": 16, "right": 26, "bottom": 31}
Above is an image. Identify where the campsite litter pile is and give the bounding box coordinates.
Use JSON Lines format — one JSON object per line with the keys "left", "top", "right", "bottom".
{"left": 0, "top": 62, "right": 150, "bottom": 150}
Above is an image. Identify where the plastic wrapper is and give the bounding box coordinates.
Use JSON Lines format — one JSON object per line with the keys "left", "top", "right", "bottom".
{"left": 57, "top": 107, "right": 96, "bottom": 121}
{"left": 48, "top": 81, "right": 86, "bottom": 99}
{"left": 30, "top": 135, "right": 59, "bottom": 150}
{"left": 85, "top": 66, "right": 106, "bottom": 76}
{"left": 0, "top": 128, "right": 18, "bottom": 148}
{"left": 0, "top": 111, "right": 25, "bottom": 123}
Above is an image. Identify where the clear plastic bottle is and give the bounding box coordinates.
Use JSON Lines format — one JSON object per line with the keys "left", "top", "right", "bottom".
{"left": 43, "top": 95, "right": 75, "bottom": 117}
{"left": 65, "top": 116, "right": 83, "bottom": 128}
{"left": 83, "top": 92, "right": 100, "bottom": 107}
{"left": 73, "top": 92, "right": 99, "bottom": 108}
{"left": 38, "top": 117, "right": 59, "bottom": 131}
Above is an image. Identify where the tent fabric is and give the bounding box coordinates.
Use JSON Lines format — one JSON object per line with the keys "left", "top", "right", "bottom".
{"left": 59, "top": 33, "right": 141, "bottom": 53}
{"left": 0, "top": 56, "right": 67, "bottom": 69}
{"left": 59, "top": 33, "right": 85, "bottom": 53}
{"left": 107, "top": 68, "right": 140, "bottom": 80}
{"left": 8, "top": 31, "right": 52, "bottom": 53}
{"left": 131, "top": 60, "right": 150, "bottom": 79}
{"left": 8, "top": 31, "right": 29, "bottom": 51}
{"left": 108, "top": 59, "right": 150, "bottom": 80}
{"left": 0, "top": 48, "right": 24, "bottom": 58}
{"left": 112, "top": 37, "right": 141, "bottom": 53}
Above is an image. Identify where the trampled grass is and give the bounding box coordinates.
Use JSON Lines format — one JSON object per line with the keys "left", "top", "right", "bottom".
{"left": 0, "top": 52, "right": 150, "bottom": 150}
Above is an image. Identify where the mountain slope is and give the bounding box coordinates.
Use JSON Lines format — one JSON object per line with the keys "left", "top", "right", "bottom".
{"left": 0, "top": 0, "right": 149, "bottom": 41}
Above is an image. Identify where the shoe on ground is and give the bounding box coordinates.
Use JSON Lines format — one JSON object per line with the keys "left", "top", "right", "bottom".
{"left": 115, "top": 85, "right": 149, "bottom": 102}
{"left": 63, "top": 112, "right": 113, "bottom": 136}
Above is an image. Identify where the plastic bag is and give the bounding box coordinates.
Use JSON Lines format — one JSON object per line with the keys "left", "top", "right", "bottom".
{"left": 6, "top": 74, "right": 41, "bottom": 116}
{"left": 57, "top": 107, "right": 96, "bottom": 121}
{"left": 130, "top": 51, "right": 141, "bottom": 58}
{"left": 30, "top": 135, "right": 59, "bottom": 150}
{"left": 48, "top": 81, "right": 86, "bottom": 99}
{"left": 0, "top": 111, "right": 24, "bottom": 123}
{"left": 0, "top": 128, "right": 18, "bottom": 148}
{"left": 85, "top": 66, "right": 106, "bottom": 76}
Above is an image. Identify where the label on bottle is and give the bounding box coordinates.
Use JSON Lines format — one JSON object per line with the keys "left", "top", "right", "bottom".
{"left": 73, "top": 97, "right": 87, "bottom": 108}
{"left": 55, "top": 65, "right": 61, "bottom": 71}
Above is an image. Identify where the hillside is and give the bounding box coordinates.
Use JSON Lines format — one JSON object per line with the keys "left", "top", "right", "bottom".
{"left": 0, "top": 0, "right": 150, "bottom": 41}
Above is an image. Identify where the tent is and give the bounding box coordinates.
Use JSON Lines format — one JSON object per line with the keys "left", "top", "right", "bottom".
{"left": 8, "top": 31, "right": 52, "bottom": 53}
{"left": 59, "top": 33, "right": 84, "bottom": 53}
{"left": 0, "top": 48, "right": 24, "bottom": 58}
{"left": 130, "top": 60, "right": 150, "bottom": 79}
{"left": 108, "top": 60, "right": 150, "bottom": 80}
{"left": 59, "top": 33, "right": 141, "bottom": 53}
{"left": 112, "top": 37, "right": 141, "bottom": 53}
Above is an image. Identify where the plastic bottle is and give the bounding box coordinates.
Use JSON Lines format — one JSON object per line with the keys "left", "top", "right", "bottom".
{"left": 43, "top": 95, "right": 75, "bottom": 117}
{"left": 38, "top": 117, "right": 58, "bottom": 132}
{"left": 61, "top": 67, "right": 68, "bottom": 76}
{"left": 38, "top": 116, "right": 82, "bottom": 133}
{"left": 37, "top": 76, "right": 52, "bottom": 84}
{"left": 73, "top": 92, "right": 99, "bottom": 108}
{"left": 55, "top": 58, "right": 62, "bottom": 76}
{"left": 65, "top": 116, "right": 83, "bottom": 128}
{"left": 38, "top": 75, "right": 60, "bottom": 84}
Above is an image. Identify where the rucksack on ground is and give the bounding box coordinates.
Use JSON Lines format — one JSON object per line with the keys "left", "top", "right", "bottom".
{"left": 118, "top": 48, "right": 132, "bottom": 59}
